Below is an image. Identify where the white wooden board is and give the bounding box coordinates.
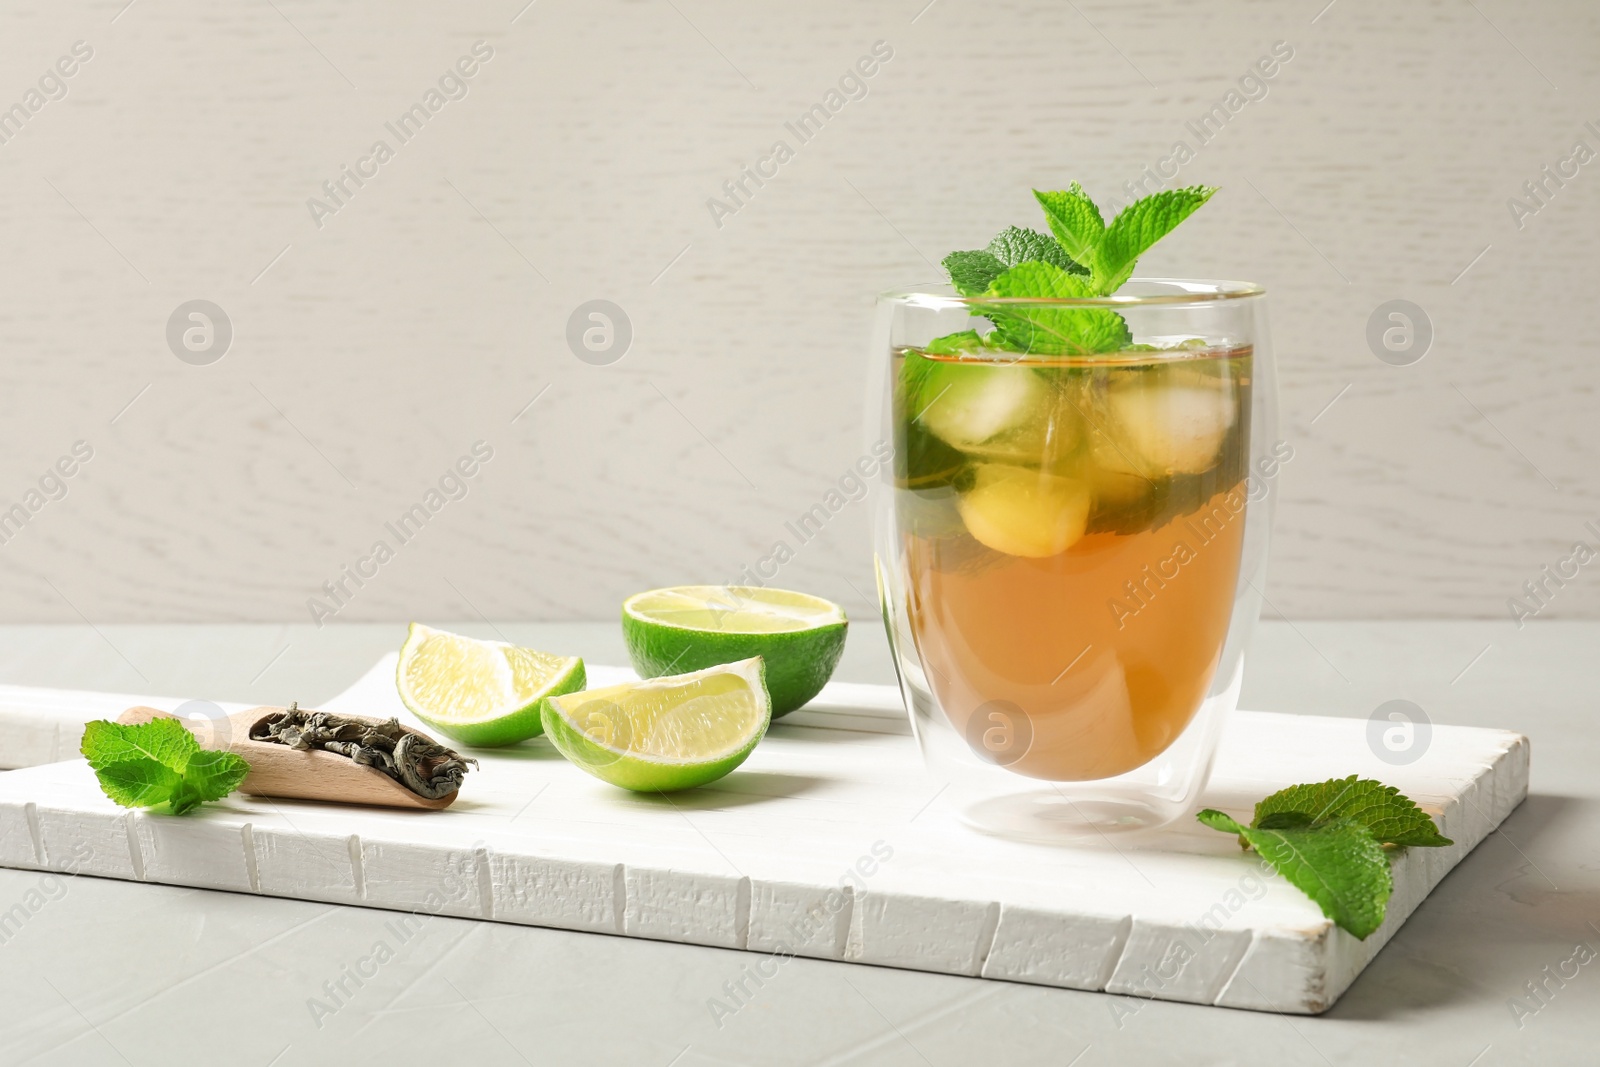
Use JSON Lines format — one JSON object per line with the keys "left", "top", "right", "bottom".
{"left": 0, "top": 656, "right": 1527, "bottom": 1014}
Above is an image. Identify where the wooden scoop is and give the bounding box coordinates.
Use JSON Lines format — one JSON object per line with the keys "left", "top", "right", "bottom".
{"left": 117, "top": 705, "right": 460, "bottom": 810}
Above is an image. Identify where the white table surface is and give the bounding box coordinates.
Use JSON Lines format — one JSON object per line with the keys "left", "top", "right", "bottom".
{"left": 0, "top": 620, "right": 1592, "bottom": 1066}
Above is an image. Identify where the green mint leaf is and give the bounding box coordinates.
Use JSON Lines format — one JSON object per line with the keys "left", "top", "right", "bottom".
{"left": 1094, "top": 185, "right": 1216, "bottom": 293}
{"left": 94, "top": 758, "right": 184, "bottom": 809}
{"left": 1242, "top": 818, "right": 1393, "bottom": 940}
{"left": 1199, "top": 808, "right": 1393, "bottom": 938}
{"left": 941, "top": 224, "right": 1098, "bottom": 357}
{"left": 981, "top": 262, "right": 1131, "bottom": 355}
{"left": 1033, "top": 184, "right": 1104, "bottom": 266}
{"left": 166, "top": 781, "right": 206, "bottom": 817}
{"left": 1196, "top": 808, "right": 1246, "bottom": 835}
{"left": 80, "top": 718, "right": 199, "bottom": 774}
{"left": 1199, "top": 774, "right": 1446, "bottom": 939}
{"left": 1196, "top": 807, "right": 1254, "bottom": 851}
{"left": 180, "top": 749, "right": 251, "bottom": 809}
{"left": 1254, "top": 776, "right": 1453, "bottom": 847}
{"left": 985, "top": 226, "right": 1087, "bottom": 276}
{"left": 81, "top": 717, "right": 249, "bottom": 815}
{"left": 944, "top": 180, "right": 1215, "bottom": 327}
{"left": 944, "top": 225, "right": 1090, "bottom": 298}
{"left": 923, "top": 329, "right": 986, "bottom": 355}
{"left": 942, "top": 250, "right": 1007, "bottom": 296}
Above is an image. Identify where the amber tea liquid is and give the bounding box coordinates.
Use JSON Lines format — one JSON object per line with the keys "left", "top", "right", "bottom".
{"left": 894, "top": 344, "right": 1251, "bottom": 781}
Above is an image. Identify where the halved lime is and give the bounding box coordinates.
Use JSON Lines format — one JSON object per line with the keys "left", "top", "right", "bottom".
{"left": 621, "top": 586, "right": 847, "bottom": 717}
{"left": 541, "top": 657, "right": 770, "bottom": 792}
{"left": 396, "top": 623, "right": 585, "bottom": 747}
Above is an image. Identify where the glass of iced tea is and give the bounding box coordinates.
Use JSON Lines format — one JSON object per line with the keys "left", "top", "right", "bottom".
{"left": 872, "top": 279, "right": 1277, "bottom": 839}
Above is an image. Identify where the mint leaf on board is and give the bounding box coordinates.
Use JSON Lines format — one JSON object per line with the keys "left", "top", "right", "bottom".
{"left": 94, "top": 758, "right": 185, "bottom": 808}
{"left": 1033, "top": 183, "right": 1105, "bottom": 266}
{"left": 1093, "top": 185, "right": 1217, "bottom": 293}
{"left": 985, "top": 226, "right": 1087, "bottom": 276}
{"left": 80, "top": 716, "right": 198, "bottom": 773}
{"left": 1198, "top": 777, "right": 1451, "bottom": 939}
{"left": 1254, "top": 776, "right": 1454, "bottom": 848}
{"left": 80, "top": 719, "right": 249, "bottom": 815}
{"left": 171, "top": 749, "right": 251, "bottom": 814}
{"left": 943, "top": 250, "right": 1007, "bottom": 297}
{"left": 1196, "top": 808, "right": 1250, "bottom": 836}
{"left": 1198, "top": 810, "right": 1393, "bottom": 940}
{"left": 981, "top": 262, "right": 1132, "bottom": 355}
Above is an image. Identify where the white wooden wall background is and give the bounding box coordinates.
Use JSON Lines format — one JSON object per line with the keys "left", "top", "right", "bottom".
{"left": 0, "top": 0, "right": 1595, "bottom": 625}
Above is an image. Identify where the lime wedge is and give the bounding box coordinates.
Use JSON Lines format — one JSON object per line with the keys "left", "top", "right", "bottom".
{"left": 541, "top": 657, "right": 770, "bottom": 792}
{"left": 397, "top": 623, "right": 585, "bottom": 747}
{"left": 621, "top": 586, "right": 847, "bottom": 717}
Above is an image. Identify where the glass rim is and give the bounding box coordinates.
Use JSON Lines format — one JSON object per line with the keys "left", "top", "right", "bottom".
{"left": 878, "top": 277, "right": 1266, "bottom": 309}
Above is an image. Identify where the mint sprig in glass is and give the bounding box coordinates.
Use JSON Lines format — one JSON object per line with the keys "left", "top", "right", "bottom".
{"left": 873, "top": 183, "right": 1278, "bottom": 840}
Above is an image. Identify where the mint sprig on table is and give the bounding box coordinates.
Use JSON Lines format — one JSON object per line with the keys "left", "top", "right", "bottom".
{"left": 1198, "top": 776, "right": 1454, "bottom": 940}
{"left": 80, "top": 718, "right": 249, "bottom": 815}
{"left": 934, "top": 182, "right": 1216, "bottom": 356}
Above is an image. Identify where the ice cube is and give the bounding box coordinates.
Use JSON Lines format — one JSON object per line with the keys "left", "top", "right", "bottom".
{"left": 961, "top": 372, "right": 1084, "bottom": 473}
{"left": 1106, "top": 373, "right": 1235, "bottom": 475}
{"left": 917, "top": 361, "right": 1049, "bottom": 449}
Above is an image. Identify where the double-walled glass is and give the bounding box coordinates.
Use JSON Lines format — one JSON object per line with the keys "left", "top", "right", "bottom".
{"left": 870, "top": 280, "right": 1277, "bottom": 840}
